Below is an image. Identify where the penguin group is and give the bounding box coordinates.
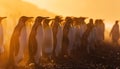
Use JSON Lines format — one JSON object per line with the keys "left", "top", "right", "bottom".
{"left": 0, "top": 16, "right": 119, "bottom": 69}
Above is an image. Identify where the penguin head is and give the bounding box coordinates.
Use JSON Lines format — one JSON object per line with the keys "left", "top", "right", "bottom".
{"left": 51, "top": 16, "right": 63, "bottom": 27}
{"left": 54, "top": 16, "right": 63, "bottom": 23}
{"left": 99, "top": 19, "right": 104, "bottom": 24}
{"left": 95, "top": 19, "right": 99, "bottom": 26}
{"left": 115, "top": 20, "right": 119, "bottom": 24}
{"left": 18, "top": 16, "right": 33, "bottom": 25}
{"left": 44, "top": 18, "right": 52, "bottom": 24}
{"left": 89, "top": 18, "right": 93, "bottom": 23}
{"left": 43, "top": 18, "right": 52, "bottom": 28}
{"left": 95, "top": 19, "right": 104, "bottom": 25}
{"left": 74, "top": 17, "right": 88, "bottom": 23}
{"left": 35, "top": 16, "right": 49, "bottom": 25}
{"left": 65, "top": 16, "right": 73, "bottom": 25}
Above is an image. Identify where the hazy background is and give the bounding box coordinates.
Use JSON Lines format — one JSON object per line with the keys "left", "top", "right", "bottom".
{"left": 23, "top": 0, "right": 120, "bottom": 22}
{"left": 0, "top": 0, "right": 56, "bottom": 51}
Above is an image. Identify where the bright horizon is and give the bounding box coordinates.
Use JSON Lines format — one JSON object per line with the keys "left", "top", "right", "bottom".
{"left": 23, "top": 0, "right": 120, "bottom": 23}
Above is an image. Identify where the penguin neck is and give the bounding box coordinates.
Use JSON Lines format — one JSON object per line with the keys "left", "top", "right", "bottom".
{"left": 20, "top": 25, "right": 27, "bottom": 39}
{"left": 33, "top": 23, "right": 40, "bottom": 32}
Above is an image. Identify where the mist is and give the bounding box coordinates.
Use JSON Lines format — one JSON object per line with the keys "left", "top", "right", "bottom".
{"left": 0, "top": 0, "right": 55, "bottom": 51}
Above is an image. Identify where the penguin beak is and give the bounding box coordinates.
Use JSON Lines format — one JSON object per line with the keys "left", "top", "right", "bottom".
{"left": 2, "top": 17, "right": 7, "bottom": 19}
{"left": 43, "top": 17, "right": 49, "bottom": 19}
{"left": 0, "top": 17, "right": 7, "bottom": 20}
{"left": 0, "top": 17, "right": 7, "bottom": 22}
{"left": 28, "top": 17, "right": 34, "bottom": 19}
{"left": 27, "top": 17, "right": 34, "bottom": 22}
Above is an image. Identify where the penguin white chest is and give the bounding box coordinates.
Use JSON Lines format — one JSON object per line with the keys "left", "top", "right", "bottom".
{"left": 43, "top": 28, "right": 53, "bottom": 54}
{"left": 56, "top": 26, "right": 63, "bottom": 56}
{"left": 35, "top": 26, "right": 43, "bottom": 57}
{"left": 15, "top": 26, "right": 27, "bottom": 64}
{"left": 36, "top": 26, "right": 43, "bottom": 45}
{"left": 19, "top": 26, "right": 27, "bottom": 48}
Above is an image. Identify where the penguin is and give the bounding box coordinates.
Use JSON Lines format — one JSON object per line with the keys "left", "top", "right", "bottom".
{"left": 42, "top": 18, "right": 53, "bottom": 59}
{"left": 110, "top": 20, "right": 119, "bottom": 46}
{"left": 68, "top": 18, "right": 76, "bottom": 56}
{"left": 98, "top": 19, "right": 105, "bottom": 43}
{"left": 55, "top": 24, "right": 63, "bottom": 57}
{"left": 73, "top": 18, "right": 81, "bottom": 51}
{"left": 0, "top": 17, "right": 6, "bottom": 54}
{"left": 79, "top": 17, "right": 87, "bottom": 48}
{"left": 51, "top": 16, "right": 63, "bottom": 57}
{"left": 8, "top": 16, "right": 33, "bottom": 68}
{"left": 61, "top": 17, "right": 73, "bottom": 57}
{"left": 15, "top": 16, "right": 33, "bottom": 66}
{"left": 84, "top": 19, "right": 95, "bottom": 54}
{"left": 87, "top": 24, "right": 96, "bottom": 54}
{"left": 94, "top": 19, "right": 105, "bottom": 45}
{"left": 79, "top": 17, "right": 87, "bottom": 39}
{"left": 28, "top": 16, "right": 48, "bottom": 65}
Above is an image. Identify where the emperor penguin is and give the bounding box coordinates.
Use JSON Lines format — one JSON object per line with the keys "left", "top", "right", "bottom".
{"left": 0, "top": 17, "right": 7, "bottom": 54}
{"left": 8, "top": 16, "right": 33, "bottom": 68}
{"left": 28, "top": 16, "right": 48, "bottom": 65}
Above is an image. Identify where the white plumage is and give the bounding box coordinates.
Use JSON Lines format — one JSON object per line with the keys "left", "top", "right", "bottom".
{"left": 35, "top": 26, "right": 43, "bottom": 63}
{"left": 68, "top": 26, "right": 76, "bottom": 55}
{"left": 15, "top": 26, "right": 27, "bottom": 65}
{"left": 79, "top": 24, "right": 87, "bottom": 38}
{"left": 55, "top": 26, "right": 63, "bottom": 56}
{"left": 87, "top": 27, "right": 96, "bottom": 53}
{"left": 43, "top": 27, "right": 53, "bottom": 57}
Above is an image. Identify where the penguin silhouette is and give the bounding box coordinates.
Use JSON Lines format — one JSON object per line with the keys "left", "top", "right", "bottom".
{"left": 84, "top": 19, "right": 94, "bottom": 54}
{"left": 0, "top": 17, "right": 6, "bottom": 54}
{"left": 8, "top": 16, "right": 33, "bottom": 68}
{"left": 42, "top": 18, "right": 53, "bottom": 59}
{"left": 61, "top": 17, "right": 73, "bottom": 57}
{"left": 94, "top": 19, "right": 105, "bottom": 45}
{"left": 110, "top": 20, "right": 119, "bottom": 46}
{"left": 51, "top": 16, "right": 63, "bottom": 57}
{"left": 28, "top": 16, "right": 48, "bottom": 65}
{"left": 68, "top": 17, "right": 76, "bottom": 56}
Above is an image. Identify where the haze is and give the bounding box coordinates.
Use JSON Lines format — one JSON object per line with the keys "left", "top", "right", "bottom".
{"left": 23, "top": 0, "right": 120, "bottom": 22}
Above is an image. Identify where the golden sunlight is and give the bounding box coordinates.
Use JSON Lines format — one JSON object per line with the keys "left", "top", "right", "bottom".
{"left": 0, "top": 0, "right": 119, "bottom": 52}
{"left": 23, "top": 0, "right": 120, "bottom": 21}
{"left": 0, "top": 0, "right": 120, "bottom": 69}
